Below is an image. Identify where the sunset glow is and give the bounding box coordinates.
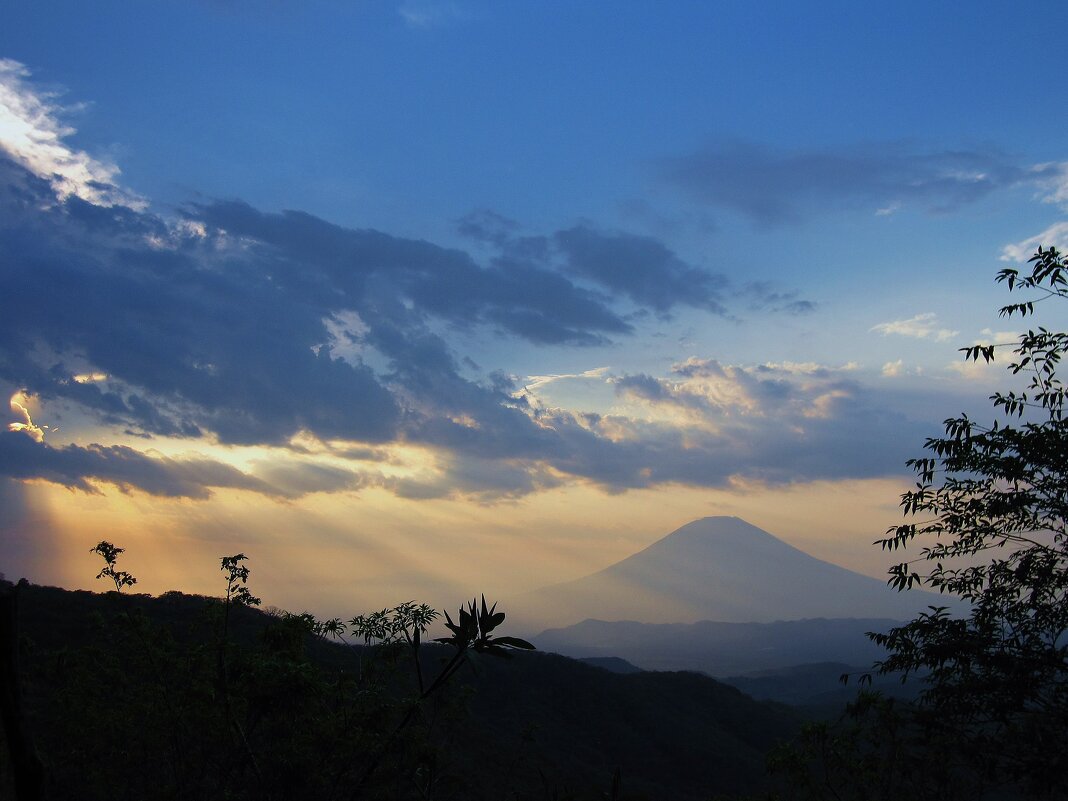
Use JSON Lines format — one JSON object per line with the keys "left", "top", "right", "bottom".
{"left": 2, "top": 2, "right": 1066, "bottom": 623}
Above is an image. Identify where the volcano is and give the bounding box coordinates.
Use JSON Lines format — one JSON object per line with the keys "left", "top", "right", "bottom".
{"left": 512, "top": 516, "right": 956, "bottom": 629}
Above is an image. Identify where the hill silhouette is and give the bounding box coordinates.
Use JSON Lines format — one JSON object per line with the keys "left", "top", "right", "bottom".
{"left": 4, "top": 579, "right": 801, "bottom": 800}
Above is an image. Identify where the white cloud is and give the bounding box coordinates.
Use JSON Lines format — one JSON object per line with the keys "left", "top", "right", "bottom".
{"left": 870, "top": 312, "right": 958, "bottom": 342}
{"left": 758, "top": 360, "right": 859, "bottom": 375}
{"left": 523, "top": 367, "right": 611, "bottom": 392}
{"left": 1000, "top": 220, "right": 1068, "bottom": 262}
{"left": 945, "top": 358, "right": 1001, "bottom": 381}
{"left": 0, "top": 59, "right": 143, "bottom": 209}
{"left": 881, "top": 360, "right": 903, "bottom": 377}
{"left": 999, "top": 162, "right": 1068, "bottom": 261}
{"left": 1032, "top": 161, "right": 1068, "bottom": 209}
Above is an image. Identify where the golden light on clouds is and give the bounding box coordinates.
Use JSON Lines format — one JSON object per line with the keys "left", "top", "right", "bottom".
{"left": 11, "top": 429, "right": 916, "bottom": 625}
{"left": 71, "top": 372, "right": 108, "bottom": 384}
{"left": 8, "top": 390, "right": 48, "bottom": 441}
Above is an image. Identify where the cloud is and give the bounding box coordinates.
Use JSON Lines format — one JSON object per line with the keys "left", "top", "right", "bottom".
{"left": 249, "top": 458, "right": 366, "bottom": 498}
{"left": 522, "top": 367, "right": 611, "bottom": 392}
{"left": 455, "top": 209, "right": 520, "bottom": 246}
{"left": 457, "top": 214, "right": 751, "bottom": 318}
{"left": 195, "top": 201, "right": 631, "bottom": 347}
{"left": 554, "top": 225, "right": 727, "bottom": 315}
{"left": 531, "top": 357, "right": 928, "bottom": 491}
{"left": 0, "top": 63, "right": 943, "bottom": 503}
{"left": 0, "top": 185, "right": 404, "bottom": 445}
{"left": 8, "top": 391, "right": 46, "bottom": 442}
{"left": 738, "top": 281, "right": 817, "bottom": 315}
{"left": 0, "top": 59, "right": 143, "bottom": 209}
{"left": 870, "top": 313, "right": 958, "bottom": 342}
{"left": 1032, "top": 161, "right": 1068, "bottom": 209}
{"left": 0, "top": 429, "right": 278, "bottom": 499}
{"left": 382, "top": 454, "right": 561, "bottom": 502}
{"left": 661, "top": 140, "right": 1054, "bottom": 225}
{"left": 1001, "top": 221, "right": 1068, "bottom": 262}
{"left": 998, "top": 163, "right": 1068, "bottom": 261}
{"left": 946, "top": 328, "right": 1020, "bottom": 380}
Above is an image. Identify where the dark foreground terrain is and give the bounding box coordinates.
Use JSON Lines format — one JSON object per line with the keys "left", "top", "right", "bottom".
{"left": 1, "top": 580, "right": 801, "bottom": 800}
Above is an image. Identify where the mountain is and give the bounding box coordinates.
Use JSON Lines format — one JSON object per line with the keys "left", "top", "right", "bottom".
{"left": 533, "top": 616, "right": 901, "bottom": 676}
{"left": 576, "top": 655, "right": 643, "bottom": 674}
{"left": 512, "top": 516, "right": 957, "bottom": 630}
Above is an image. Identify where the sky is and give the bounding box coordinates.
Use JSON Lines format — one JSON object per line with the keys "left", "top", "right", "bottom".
{"left": 2, "top": 1, "right": 1067, "bottom": 619}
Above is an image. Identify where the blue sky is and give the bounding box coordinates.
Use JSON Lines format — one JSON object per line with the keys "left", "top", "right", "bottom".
{"left": 2, "top": 1, "right": 1067, "bottom": 614}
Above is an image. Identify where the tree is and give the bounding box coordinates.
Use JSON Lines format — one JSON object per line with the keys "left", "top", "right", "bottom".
{"left": 871, "top": 246, "right": 1068, "bottom": 798}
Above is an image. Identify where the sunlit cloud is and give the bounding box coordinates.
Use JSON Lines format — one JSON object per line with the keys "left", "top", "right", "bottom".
{"left": 523, "top": 367, "right": 611, "bottom": 392}
{"left": 8, "top": 391, "right": 46, "bottom": 442}
{"left": 0, "top": 60, "right": 1014, "bottom": 506}
{"left": 881, "top": 360, "right": 903, "bottom": 377}
{"left": 72, "top": 372, "right": 108, "bottom": 384}
{"left": 943, "top": 327, "right": 1021, "bottom": 380}
{"left": 0, "top": 59, "right": 143, "bottom": 209}
{"left": 945, "top": 358, "right": 1001, "bottom": 381}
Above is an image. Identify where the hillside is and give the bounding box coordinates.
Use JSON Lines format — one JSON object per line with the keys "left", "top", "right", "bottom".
{"left": 3, "top": 580, "right": 801, "bottom": 800}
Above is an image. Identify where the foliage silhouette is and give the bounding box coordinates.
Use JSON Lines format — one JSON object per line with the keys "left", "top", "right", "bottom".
{"left": 6, "top": 542, "right": 543, "bottom": 799}
{"left": 738, "top": 247, "right": 1068, "bottom": 801}
{"left": 868, "top": 247, "right": 1068, "bottom": 797}
{"left": 90, "top": 541, "right": 137, "bottom": 592}
{"left": 2, "top": 573, "right": 801, "bottom": 800}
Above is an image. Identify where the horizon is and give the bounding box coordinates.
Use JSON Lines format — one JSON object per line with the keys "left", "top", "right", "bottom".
{"left": 3, "top": 2, "right": 1067, "bottom": 621}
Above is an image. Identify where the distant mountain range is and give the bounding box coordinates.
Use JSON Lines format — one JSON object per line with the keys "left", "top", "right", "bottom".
{"left": 513, "top": 516, "right": 958, "bottom": 630}
{"left": 534, "top": 616, "right": 900, "bottom": 676}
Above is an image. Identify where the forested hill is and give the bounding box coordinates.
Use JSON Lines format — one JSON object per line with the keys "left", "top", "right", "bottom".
{"left": 3, "top": 580, "right": 801, "bottom": 800}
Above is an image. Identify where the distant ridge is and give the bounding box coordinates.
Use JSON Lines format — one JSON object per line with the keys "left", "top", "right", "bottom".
{"left": 534, "top": 617, "right": 900, "bottom": 676}
{"left": 513, "top": 516, "right": 957, "bottom": 629}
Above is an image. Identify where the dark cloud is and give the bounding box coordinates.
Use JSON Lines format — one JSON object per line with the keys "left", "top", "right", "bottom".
{"left": 612, "top": 373, "right": 672, "bottom": 403}
{"left": 382, "top": 455, "right": 561, "bottom": 503}
{"left": 662, "top": 141, "right": 1053, "bottom": 225}
{"left": 454, "top": 209, "right": 520, "bottom": 246}
{"left": 0, "top": 179, "right": 400, "bottom": 447}
{"left": 456, "top": 211, "right": 732, "bottom": 317}
{"left": 195, "top": 201, "right": 630, "bottom": 346}
{"left": 0, "top": 150, "right": 922, "bottom": 503}
{"left": 739, "top": 281, "right": 818, "bottom": 315}
{"left": 0, "top": 157, "right": 624, "bottom": 498}
{"left": 554, "top": 225, "right": 727, "bottom": 315}
{"left": 250, "top": 459, "right": 365, "bottom": 498}
{"left": 0, "top": 430, "right": 275, "bottom": 498}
